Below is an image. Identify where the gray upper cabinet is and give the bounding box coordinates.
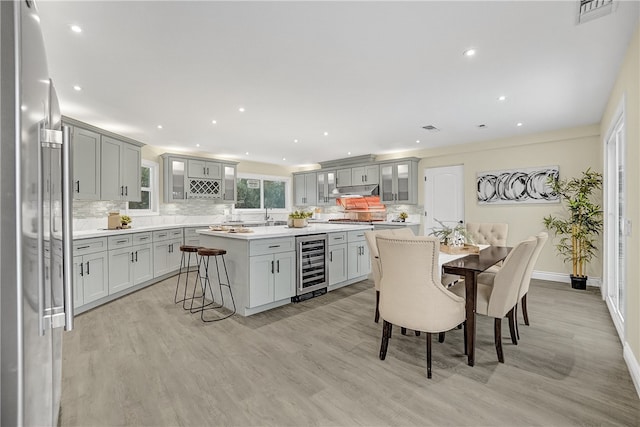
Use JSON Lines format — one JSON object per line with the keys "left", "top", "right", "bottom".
{"left": 162, "top": 153, "right": 237, "bottom": 203}
{"left": 351, "top": 165, "right": 379, "bottom": 185}
{"left": 188, "top": 159, "right": 221, "bottom": 179}
{"left": 100, "top": 135, "right": 141, "bottom": 202}
{"left": 70, "top": 126, "right": 101, "bottom": 200}
{"left": 379, "top": 159, "right": 419, "bottom": 204}
{"left": 293, "top": 172, "right": 317, "bottom": 206}
{"left": 336, "top": 164, "right": 379, "bottom": 187}
{"left": 317, "top": 171, "right": 336, "bottom": 205}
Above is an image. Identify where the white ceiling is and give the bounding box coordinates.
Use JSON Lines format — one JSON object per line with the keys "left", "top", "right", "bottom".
{"left": 36, "top": 1, "right": 639, "bottom": 167}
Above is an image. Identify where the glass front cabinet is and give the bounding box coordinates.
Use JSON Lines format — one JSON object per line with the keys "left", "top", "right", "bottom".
{"left": 162, "top": 154, "right": 237, "bottom": 203}
{"left": 379, "top": 158, "right": 419, "bottom": 205}
{"left": 317, "top": 171, "right": 336, "bottom": 206}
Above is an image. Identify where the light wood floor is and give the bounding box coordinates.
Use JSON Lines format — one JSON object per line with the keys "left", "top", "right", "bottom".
{"left": 60, "top": 277, "right": 640, "bottom": 426}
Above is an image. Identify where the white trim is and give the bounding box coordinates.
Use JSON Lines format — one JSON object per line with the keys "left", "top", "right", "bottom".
{"left": 606, "top": 297, "right": 625, "bottom": 341}
{"left": 126, "top": 159, "right": 160, "bottom": 216}
{"left": 531, "top": 270, "right": 601, "bottom": 287}
{"left": 623, "top": 343, "right": 640, "bottom": 398}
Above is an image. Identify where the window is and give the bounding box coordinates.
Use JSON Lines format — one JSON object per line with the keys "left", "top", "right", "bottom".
{"left": 236, "top": 174, "right": 289, "bottom": 210}
{"left": 127, "top": 160, "right": 159, "bottom": 215}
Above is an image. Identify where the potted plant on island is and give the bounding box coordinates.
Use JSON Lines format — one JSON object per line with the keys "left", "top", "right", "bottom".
{"left": 288, "top": 210, "right": 312, "bottom": 228}
{"left": 543, "top": 168, "right": 603, "bottom": 290}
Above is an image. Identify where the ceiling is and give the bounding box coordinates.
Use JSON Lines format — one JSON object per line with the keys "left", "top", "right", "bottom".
{"left": 36, "top": 1, "right": 639, "bottom": 167}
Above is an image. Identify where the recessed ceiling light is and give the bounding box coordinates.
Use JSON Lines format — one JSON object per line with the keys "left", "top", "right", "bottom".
{"left": 516, "top": 122, "right": 523, "bottom": 127}
{"left": 20, "top": 105, "right": 27, "bottom": 111}
{"left": 463, "top": 48, "right": 476, "bottom": 57}
{"left": 282, "top": 157, "right": 286, "bottom": 161}
{"left": 497, "top": 95, "right": 506, "bottom": 101}
{"left": 70, "top": 25, "right": 82, "bottom": 33}
{"left": 211, "top": 120, "right": 217, "bottom": 124}
{"left": 416, "top": 140, "right": 420, "bottom": 144}
{"left": 196, "top": 144, "right": 200, "bottom": 147}
{"left": 293, "top": 139, "right": 298, "bottom": 143}
{"left": 245, "top": 151, "right": 249, "bottom": 155}
{"left": 347, "top": 151, "right": 351, "bottom": 155}
{"left": 73, "top": 85, "right": 82, "bottom": 91}
{"left": 324, "top": 132, "right": 329, "bottom": 136}
{"left": 238, "top": 107, "right": 245, "bottom": 113}
{"left": 157, "top": 125, "right": 163, "bottom": 129}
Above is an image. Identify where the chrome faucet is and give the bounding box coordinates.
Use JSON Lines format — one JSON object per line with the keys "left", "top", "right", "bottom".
{"left": 264, "top": 207, "right": 270, "bottom": 221}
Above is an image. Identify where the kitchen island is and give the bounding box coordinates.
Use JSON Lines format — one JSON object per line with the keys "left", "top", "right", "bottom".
{"left": 197, "top": 223, "right": 373, "bottom": 316}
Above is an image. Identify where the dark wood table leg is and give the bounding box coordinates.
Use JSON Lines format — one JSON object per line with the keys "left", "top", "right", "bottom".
{"left": 464, "top": 270, "right": 478, "bottom": 366}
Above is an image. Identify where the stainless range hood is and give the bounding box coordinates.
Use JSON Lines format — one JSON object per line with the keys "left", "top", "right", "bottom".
{"left": 331, "top": 184, "right": 379, "bottom": 197}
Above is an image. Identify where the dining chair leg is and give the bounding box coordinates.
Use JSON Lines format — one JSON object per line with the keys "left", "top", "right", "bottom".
{"left": 463, "top": 322, "right": 468, "bottom": 355}
{"left": 415, "top": 330, "right": 421, "bottom": 336}
{"left": 438, "top": 332, "right": 445, "bottom": 343}
{"left": 374, "top": 290, "right": 380, "bottom": 323}
{"left": 426, "top": 332, "right": 432, "bottom": 379}
{"left": 379, "top": 320, "right": 392, "bottom": 360}
{"left": 494, "top": 318, "right": 505, "bottom": 363}
{"left": 507, "top": 308, "right": 518, "bottom": 345}
{"left": 522, "top": 293, "right": 530, "bottom": 326}
{"left": 401, "top": 327, "right": 407, "bottom": 335}
{"left": 514, "top": 304, "right": 520, "bottom": 340}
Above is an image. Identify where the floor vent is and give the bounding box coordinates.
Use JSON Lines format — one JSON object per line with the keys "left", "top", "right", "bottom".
{"left": 578, "top": 0, "right": 614, "bottom": 24}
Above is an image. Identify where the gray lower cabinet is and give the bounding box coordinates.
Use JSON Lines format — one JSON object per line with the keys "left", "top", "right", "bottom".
{"left": 328, "top": 232, "right": 348, "bottom": 286}
{"left": 347, "top": 230, "right": 371, "bottom": 280}
{"left": 183, "top": 227, "right": 201, "bottom": 247}
{"left": 248, "top": 237, "right": 295, "bottom": 308}
{"left": 73, "top": 237, "right": 109, "bottom": 307}
{"left": 107, "top": 233, "right": 153, "bottom": 294}
{"left": 153, "top": 229, "right": 184, "bottom": 277}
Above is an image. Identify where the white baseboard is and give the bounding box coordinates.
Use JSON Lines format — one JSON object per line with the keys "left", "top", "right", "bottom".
{"left": 532, "top": 270, "right": 601, "bottom": 287}
{"left": 623, "top": 343, "right": 640, "bottom": 398}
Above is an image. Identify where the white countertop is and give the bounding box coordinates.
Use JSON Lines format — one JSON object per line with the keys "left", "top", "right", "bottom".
{"left": 73, "top": 222, "right": 223, "bottom": 239}
{"left": 197, "top": 223, "right": 373, "bottom": 240}
{"left": 308, "top": 220, "right": 419, "bottom": 226}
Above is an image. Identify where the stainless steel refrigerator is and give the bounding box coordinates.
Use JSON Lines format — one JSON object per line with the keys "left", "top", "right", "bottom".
{"left": 1, "top": 1, "right": 74, "bottom": 425}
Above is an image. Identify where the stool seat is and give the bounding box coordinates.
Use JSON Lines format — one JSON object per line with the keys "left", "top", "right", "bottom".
{"left": 180, "top": 245, "right": 201, "bottom": 253}
{"left": 198, "top": 248, "right": 227, "bottom": 256}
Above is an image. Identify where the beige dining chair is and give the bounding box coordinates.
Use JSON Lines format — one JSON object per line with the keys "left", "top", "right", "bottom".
{"left": 465, "top": 222, "right": 509, "bottom": 275}
{"left": 449, "top": 236, "right": 536, "bottom": 363}
{"left": 376, "top": 235, "right": 466, "bottom": 378}
{"left": 364, "top": 228, "right": 415, "bottom": 323}
{"left": 477, "top": 232, "right": 548, "bottom": 332}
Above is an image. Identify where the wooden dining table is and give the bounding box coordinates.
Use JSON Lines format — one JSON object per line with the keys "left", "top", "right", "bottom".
{"left": 442, "top": 245, "right": 512, "bottom": 366}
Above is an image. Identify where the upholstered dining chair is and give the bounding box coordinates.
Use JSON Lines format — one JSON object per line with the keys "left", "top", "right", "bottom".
{"left": 449, "top": 237, "right": 536, "bottom": 363}
{"left": 465, "top": 222, "right": 509, "bottom": 275}
{"left": 376, "top": 236, "right": 466, "bottom": 378}
{"left": 364, "top": 228, "right": 415, "bottom": 323}
{"left": 477, "top": 232, "right": 548, "bottom": 332}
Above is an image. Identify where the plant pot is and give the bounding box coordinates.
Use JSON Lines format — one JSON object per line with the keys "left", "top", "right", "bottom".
{"left": 292, "top": 218, "right": 307, "bottom": 228}
{"left": 570, "top": 274, "right": 587, "bottom": 290}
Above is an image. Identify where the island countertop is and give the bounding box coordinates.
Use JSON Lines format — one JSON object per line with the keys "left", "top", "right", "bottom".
{"left": 196, "top": 223, "right": 373, "bottom": 240}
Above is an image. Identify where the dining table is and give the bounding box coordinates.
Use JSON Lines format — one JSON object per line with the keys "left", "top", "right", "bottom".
{"left": 441, "top": 245, "right": 512, "bottom": 366}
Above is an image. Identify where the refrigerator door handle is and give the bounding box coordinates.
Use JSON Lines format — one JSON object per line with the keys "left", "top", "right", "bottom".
{"left": 37, "top": 122, "right": 46, "bottom": 336}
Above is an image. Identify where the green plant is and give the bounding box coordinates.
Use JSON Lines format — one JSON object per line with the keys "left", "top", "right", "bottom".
{"left": 288, "top": 210, "right": 312, "bottom": 219}
{"left": 429, "top": 219, "right": 472, "bottom": 245}
{"left": 399, "top": 212, "right": 408, "bottom": 220}
{"left": 543, "top": 168, "right": 603, "bottom": 278}
{"left": 120, "top": 215, "right": 132, "bottom": 225}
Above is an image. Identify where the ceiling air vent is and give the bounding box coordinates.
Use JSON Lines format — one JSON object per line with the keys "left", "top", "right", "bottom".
{"left": 578, "top": 0, "right": 614, "bottom": 24}
{"left": 422, "top": 125, "right": 440, "bottom": 132}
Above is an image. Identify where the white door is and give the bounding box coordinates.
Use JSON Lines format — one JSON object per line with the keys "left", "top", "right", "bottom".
{"left": 605, "top": 111, "right": 626, "bottom": 339}
{"left": 423, "top": 165, "right": 465, "bottom": 236}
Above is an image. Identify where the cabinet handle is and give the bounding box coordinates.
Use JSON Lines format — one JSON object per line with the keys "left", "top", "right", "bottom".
{"left": 330, "top": 251, "right": 333, "bottom": 262}
{"left": 86, "top": 261, "right": 90, "bottom": 275}
{"left": 75, "top": 180, "right": 80, "bottom": 193}
{"left": 120, "top": 186, "right": 124, "bottom": 196}
{"left": 365, "top": 174, "right": 367, "bottom": 182}
{"left": 271, "top": 260, "right": 274, "bottom": 274}
{"left": 79, "top": 262, "right": 83, "bottom": 277}
{"left": 268, "top": 245, "right": 280, "bottom": 248}
{"left": 139, "top": 237, "right": 149, "bottom": 241}
{"left": 76, "top": 245, "right": 90, "bottom": 250}
{"left": 125, "top": 186, "right": 128, "bottom": 196}
{"left": 169, "top": 244, "right": 173, "bottom": 253}
{"left": 276, "top": 260, "right": 280, "bottom": 273}
{"left": 207, "top": 167, "right": 209, "bottom": 175}
{"left": 135, "top": 251, "right": 138, "bottom": 262}
{"left": 116, "top": 239, "right": 128, "bottom": 244}
{"left": 131, "top": 252, "right": 135, "bottom": 263}
{"left": 158, "top": 233, "right": 167, "bottom": 238}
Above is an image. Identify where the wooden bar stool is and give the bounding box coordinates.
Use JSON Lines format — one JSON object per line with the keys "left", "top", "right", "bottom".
{"left": 189, "top": 247, "right": 236, "bottom": 322}
{"left": 174, "top": 245, "right": 202, "bottom": 309}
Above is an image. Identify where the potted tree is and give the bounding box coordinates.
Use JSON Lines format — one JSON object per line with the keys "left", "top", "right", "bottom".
{"left": 543, "top": 168, "right": 603, "bottom": 290}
